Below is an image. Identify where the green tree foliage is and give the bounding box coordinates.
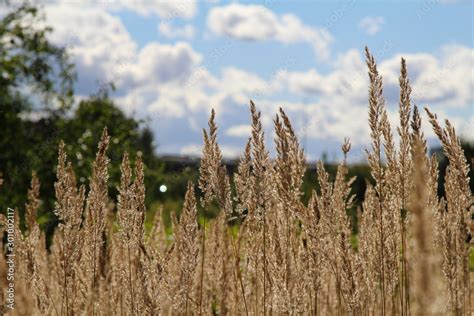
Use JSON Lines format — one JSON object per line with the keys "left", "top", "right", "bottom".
{"left": 433, "top": 141, "right": 474, "bottom": 204}
{"left": 0, "top": 4, "right": 165, "bottom": 237}
{"left": 58, "top": 92, "right": 165, "bottom": 211}
{"left": 0, "top": 3, "right": 75, "bottom": 108}
{"left": 0, "top": 3, "right": 75, "bottom": 217}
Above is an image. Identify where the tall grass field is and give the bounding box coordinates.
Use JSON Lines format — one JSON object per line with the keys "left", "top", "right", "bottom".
{"left": 0, "top": 48, "right": 472, "bottom": 315}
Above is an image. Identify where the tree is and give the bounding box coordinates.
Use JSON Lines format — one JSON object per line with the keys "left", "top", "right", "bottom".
{"left": 0, "top": 3, "right": 75, "bottom": 216}
{"left": 0, "top": 3, "right": 164, "bottom": 238}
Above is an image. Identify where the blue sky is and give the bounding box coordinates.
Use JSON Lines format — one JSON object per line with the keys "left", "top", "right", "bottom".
{"left": 5, "top": 0, "right": 473, "bottom": 161}
{"left": 120, "top": 1, "right": 472, "bottom": 74}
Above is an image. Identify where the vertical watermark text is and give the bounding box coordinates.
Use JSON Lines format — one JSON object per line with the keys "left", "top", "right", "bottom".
{"left": 5, "top": 207, "right": 15, "bottom": 310}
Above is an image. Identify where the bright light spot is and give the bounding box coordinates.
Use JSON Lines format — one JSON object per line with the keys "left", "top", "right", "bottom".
{"left": 159, "top": 185, "right": 167, "bottom": 193}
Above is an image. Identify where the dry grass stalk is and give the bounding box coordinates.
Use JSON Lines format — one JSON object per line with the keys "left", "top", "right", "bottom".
{"left": 178, "top": 182, "right": 199, "bottom": 313}
{"left": 426, "top": 108, "right": 472, "bottom": 314}
{"left": 82, "top": 128, "right": 110, "bottom": 314}
{"left": 408, "top": 138, "right": 444, "bottom": 315}
{"left": 52, "top": 141, "right": 86, "bottom": 315}
{"left": 0, "top": 48, "right": 472, "bottom": 315}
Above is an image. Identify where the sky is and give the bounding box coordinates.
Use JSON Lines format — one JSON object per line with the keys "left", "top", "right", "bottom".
{"left": 4, "top": 0, "right": 474, "bottom": 161}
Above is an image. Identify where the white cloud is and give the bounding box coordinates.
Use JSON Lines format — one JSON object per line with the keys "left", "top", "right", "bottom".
{"left": 459, "top": 115, "right": 474, "bottom": 142}
{"left": 180, "top": 143, "right": 243, "bottom": 158}
{"left": 21, "top": 2, "right": 472, "bottom": 159}
{"left": 279, "top": 49, "right": 367, "bottom": 100}
{"left": 218, "top": 67, "right": 270, "bottom": 95}
{"left": 279, "top": 46, "right": 473, "bottom": 110}
{"left": 159, "top": 22, "right": 195, "bottom": 39}
{"left": 207, "top": 3, "right": 333, "bottom": 60}
{"left": 274, "top": 14, "right": 333, "bottom": 59}
{"left": 264, "top": 45, "right": 473, "bottom": 148}
{"left": 119, "top": 0, "right": 197, "bottom": 19}
{"left": 283, "top": 69, "right": 330, "bottom": 95}
{"left": 42, "top": 4, "right": 203, "bottom": 96}
{"left": 127, "top": 42, "right": 202, "bottom": 85}
{"left": 180, "top": 144, "right": 202, "bottom": 156}
{"left": 220, "top": 145, "right": 244, "bottom": 158}
{"left": 358, "top": 16, "right": 385, "bottom": 35}
{"left": 207, "top": 4, "right": 277, "bottom": 41}
{"left": 379, "top": 45, "right": 474, "bottom": 107}
{"left": 42, "top": 4, "right": 137, "bottom": 93}
{"left": 226, "top": 124, "right": 251, "bottom": 137}
{"left": 45, "top": 0, "right": 197, "bottom": 19}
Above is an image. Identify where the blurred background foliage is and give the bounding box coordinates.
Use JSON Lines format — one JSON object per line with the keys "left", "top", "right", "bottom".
{"left": 0, "top": 3, "right": 472, "bottom": 240}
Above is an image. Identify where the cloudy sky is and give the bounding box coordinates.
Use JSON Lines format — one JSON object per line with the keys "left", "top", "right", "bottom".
{"left": 7, "top": 0, "right": 474, "bottom": 161}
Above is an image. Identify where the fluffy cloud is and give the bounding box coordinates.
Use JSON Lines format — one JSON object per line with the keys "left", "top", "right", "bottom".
{"left": 226, "top": 124, "right": 251, "bottom": 137}
{"left": 459, "top": 115, "right": 474, "bottom": 142}
{"left": 45, "top": 0, "right": 197, "bottom": 19}
{"left": 280, "top": 49, "right": 367, "bottom": 101}
{"left": 42, "top": 3, "right": 202, "bottom": 96}
{"left": 159, "top": 22, "right": 195, "bottom": 39}
{"left": 118, "top": 0, "right": 197, "bottom": 19}
{"left": 257, "top": 45, "right": 474, "bottom": 150}
{"left": 126, "top": 42, "right": 202, "bottom": 86}
{"left": 379, "top": 45, "right": 474, "bottom": 107}
{"left": 181, "top": 143, "right": 242, "bottom": 157}
{"left": 207, "top": 4, "right": 277, "bottom": 40}
{"left": 43, "top": 4, "right": 137, "bottom": 94}
{"left": 217, "top": 67, "right": 270, "bottom": 96}
{"left": 358, "top": 16, "right": 385, "bottom": 35}
{"left": 18, "top": 2, "right": 471, "bottom": 159}
{"left": 280, "top": 46, "right": 473, "bottom": 110}
{"left": 207, "top": 3, "right": 333, "bottom": 60}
